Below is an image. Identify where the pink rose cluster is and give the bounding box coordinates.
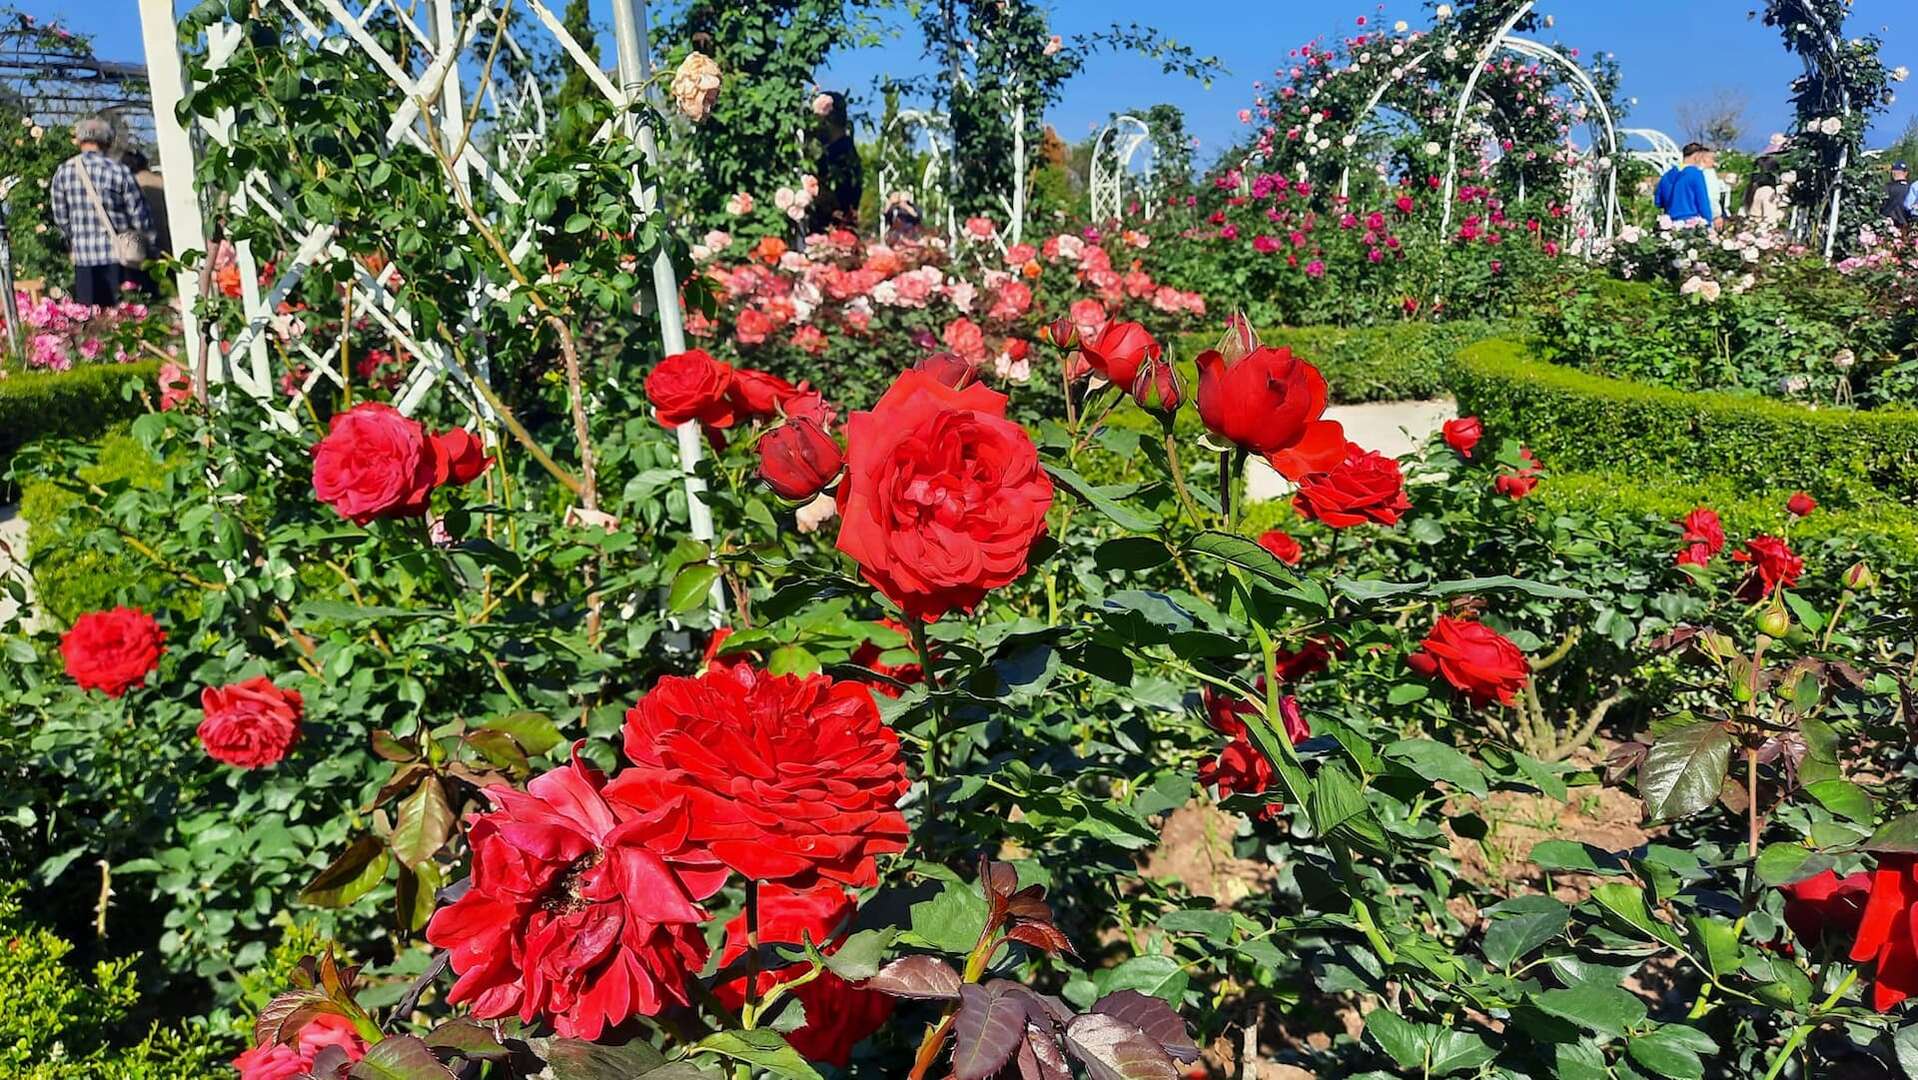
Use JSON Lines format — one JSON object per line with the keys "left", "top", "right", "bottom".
{"left": 9, "top": 291, "right": 157, "bottom": 371}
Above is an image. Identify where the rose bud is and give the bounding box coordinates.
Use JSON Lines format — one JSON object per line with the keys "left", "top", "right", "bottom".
{"left": 1844, "top": 561, "right": 1877, "bottom": 592}
{"left": 1130, "top": 357, "right": 1184, "bottom": 417}
{"left": 1042, "top": 317, "right": 1080, "bottom": 351}
{"left": 1787, "top": 491, "right": 1817, "bottom": 517}
{"left": 757, "top": 417, "right": 843, "bottom": 501}
{"left": 914, "top": 350, "right": 976, "bottom": 389}
{"left": 1081, "top": 321, "right": 1162, "bottom": 388}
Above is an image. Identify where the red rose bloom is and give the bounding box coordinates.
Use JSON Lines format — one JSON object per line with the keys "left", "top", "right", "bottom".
{"left": 758, "top": 417, "right": 844, "bottom": 501}
{"left": 1292, "top": 443, "right": 1411, "bottom": 528}
{"left": 1442, "top": 416, "right": 1483, "bottom": 458}
{"left": 712, "top": 884, "right": 895, "bottom": 1066}
{"left": 611, "top": 663, "right": 910, "bottom": 887}
{"left": 850, "top": 619, "right": 924, "bottom": 698}
{"left": 1787, "top": 491, "right": 1818, "bottom": 517}
{"left": 1675, "top": 542, "right": 1715, "bottom": 569}
{"left": 310, "top": 403, "right": 448, "bottom": 523}
{"left": 1081, "top": 321, "right": 1161, "bottom": 389}
{"left": 425, "top": 755, "right": 728, "bottom": 1039}
{"left": 1257, "top": 530, "right": 1303, "bottom": 565}
{"left": 1733, "top": 535, "right": 1804, "bottom": 596}
{"left": 1782, "top": 869, "right": 1870, "bottom": 948}
{"left": 1273, "top": 637, "right": 1334, "bottom": 683}
{"left": 232, "top": 1014, "right": 366, "bottom": 1080}
{"left": 835, "top": 370, "right": 1054, "bottom": 622}
{"left": 1198, "top": 688, "right": 1309, "bottom": 820}
{"left": 1681, "top": 507, "right": 1726, "bottom": 552}
{"left": 647, "top": 349, "right": 737, "bottom": 428}
{"left": 730, "top": 368, "right": 801, "bottom": 420}
{"left": 1195, "top": 342, "right": 1346, "bottom": 478}
{"left": 198, "top": 677, "right": 303, "bottom": 769}
{"left": 913, "top": 350, "right": 978, "bottom": 390}
{"left": 1407, "top": 616, "right": 1529, "bottom": 708}
{"left": 60, "top": 606, "right": 164, "bottom": 697}
{"left": 1850, "top": 854, "right": 1918, "bottom": 1011}
{"left": 1494, "top": 471, "right": 1539, "bottom": 499}
{"left": 433, "top": 427, "right": 494, "bottom": 486}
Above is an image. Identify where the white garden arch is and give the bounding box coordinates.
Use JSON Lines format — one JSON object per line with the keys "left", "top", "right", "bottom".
{"left": 1620, "top": 128, "right": 1681, "bottom": 175}
{"left": 1337, "top": 49, "right": 1434, "bottom": 200}
{"left": 1088, "top": 114, "right": 1154, "bottom": 224}
{"left": 1770, "top": 0, "right": 1850, "bottom": 257}
{"left": 875, "top": 108, "right": 957, "bottom": 247}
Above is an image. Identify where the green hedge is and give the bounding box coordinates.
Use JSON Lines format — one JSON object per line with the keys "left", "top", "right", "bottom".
{"left": 1452, "top": 338, "right": 1918, "bottom": 507}
{"left": 1176, "top": 320, "right": 1500, "bottom": 406}
{"left": 0, "top": 362, "right": 159, "bottom": 496}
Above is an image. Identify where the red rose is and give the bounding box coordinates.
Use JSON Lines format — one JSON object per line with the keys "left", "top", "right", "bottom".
{"left": 1852, "top": 854, "right": 1918, "bottom": 1010}
{"left": 835, "top": 370, "right": 1054, "bottom": 622}
{"left": 1195, "top": 341, "right": 1346, "bottom": 478}
{"left": 1274, "top": 637, "right": 1334, "bottom": 683}
{"left": 712, "top": 884, "right": 895, "bottom": 1066}
{"left": 1442, "top": 416, "right": 1482, "bottom": 458}
{"left": 1782, "top": 869, "right": 1870, "bottom": 948}
{"left": 1680, "top": 507, "right": 1725, "bottom": 555}
{"left": 432, "top": 427, "right": 493, "bottom": 486}
{"left": 611, "top": 663, "right": 910, "bottom": 887}
{"left": 647, "top": 349, "right": 737, "bottom": 428}
{"left": 425, "top": 755, "right": 727, "bottom": 1039}
{"left": 1407, "top": 616, "right": 1529, "bottom": 708}
{"left": 1257, "top": 530, "right": 1302, "bottom": 565}
{"left": 310, "top": 403, "right": 444, "bottom": 523}
{"left": 1494, "top": 471, "right": 1539, "bottom": 499}
{"left": 60, "top": 606, "right": 164, "bottom": 697}
{"left": 1674, "top": 542, "right": 1715, "bottom": 569}
{"left": 758, "top": 417, "right": 844, "bottom": 501}
{"left": 1732, "top": 535, "right": 1804, "bottom": 596}
{"left": 1081, "top": 321, "right": 1161, "bottom": 389}
{"left": 198, "top": 677, "right": 303, "bottom": 769}
{"left": 1198, "top": 688, "right": 1309, "bottom": 820}
{"left": 850, "top": 619, "right": 924, "bottom": 698}
{"left": 1292, "top": 443, "right": 1411, "bottom": 528}
{"left": 730, "top": 368, "right": 800, "bottom": 420}
{"left": 1787, "top": 491, "right": 1817, "bottom": 517}
{"left": 232, "top": 1014, "right": 366, "bottom": 1080}
{"left": 914, "top": 350, "right": 978, "bottom": 390}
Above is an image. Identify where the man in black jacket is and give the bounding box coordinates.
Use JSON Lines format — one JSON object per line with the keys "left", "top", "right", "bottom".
{"left": 1884, "top": 162, "right": 1913, "bottom": 228}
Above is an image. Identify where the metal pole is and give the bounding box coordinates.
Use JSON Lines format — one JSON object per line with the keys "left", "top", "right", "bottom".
{"left": 136, "top": 0, "right": 208, "bottom": 380}
{"left": 0, "top": 179, "right": 20, "bottom": 360}
{"left": 611, "top": 0, "right": 720, "bottom": 611}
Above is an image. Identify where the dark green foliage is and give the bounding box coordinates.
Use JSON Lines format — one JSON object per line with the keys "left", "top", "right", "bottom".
{"left": 0, "top": 363, "right": 158, "bottom": 496}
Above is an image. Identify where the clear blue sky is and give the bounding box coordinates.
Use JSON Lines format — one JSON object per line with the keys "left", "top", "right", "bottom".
{"left": 70, "top": 1, "right": 1918, "bottom": 162}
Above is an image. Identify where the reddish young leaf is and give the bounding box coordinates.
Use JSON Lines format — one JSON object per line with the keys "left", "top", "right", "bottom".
{"left": 1016, "top": 1025, "right": 1072, "bottom": 1080}
{"left": 866, "top": 955, "right": 962, "bottom": 1000}
{"left": 953, "top": 982, "right": 1034, "bottom": 1080}
{"left": 252, "top": 988, "right": 339, "bottom": 1047}
{"left": 1091, "top": 990, "right": 1202, "bottom": 1063}
{"left": 1006, "top": 920, "right": 1078, "bottom": 957}
{"left": 1064, "top": 1013, "right": 1181, "bottom": 1080}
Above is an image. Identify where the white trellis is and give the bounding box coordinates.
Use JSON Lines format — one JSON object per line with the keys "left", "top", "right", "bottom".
{"left": 1088, "top": 115, "right": 1154, "bottom": 225}
{"left": 874, "top": 108, "right": 957, "bottom": 247}
{"left": 135, "top": 0, "right": 718, "bottom": 572}
{"left": 1439, "top": 1, "right": 1618, "bottom": 245}
{"left": 1620, "top": 128, "right": 1681, "bottom": 176}
{"left": 1337, "top": 49, "right": 1434, "bottom": 200}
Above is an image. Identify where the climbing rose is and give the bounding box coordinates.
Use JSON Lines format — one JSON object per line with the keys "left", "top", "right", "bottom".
{"left": 425, "top": 755, "right": 728, "bottom": 1039}
{"left": 232, "top": 1014, "right": 366, "bottom": 1080}
{"left": 1080, "top": 321, "right": 1161, "bottom": 389}
{"left": 1407, "top": 616, "right": 1529, "bottom": 708}
{"left": 612, "top": 663, "right": 910, "bottom": 887}
{"left": 1733, "top": 535, "right": 1804, "bottom": 596}
{"left": 1442, "top": 415, "right": 1482, "bottom": 458}
{"left": 670, "top": 51, "right": 722, "bottom": 122}
{"left": 1257, "top": 530, "right": 1303, "bottom": 565}
{"left": 712, "top": 884, "right": 895, "bottom": 1066}
{"left": 60, "top": 606, "right": 164, "bottom": 697}
{"left": 198, "top": 677, "right": 303, "bottom": 769}
{"left": 758, "top": 417, "right": 843, "bottom": 501}
{"left": 310, "top": 403, "right": 461, "bottom": 524}
{"left": 646, "top": 349, "right": 737, "bottom": 429}
{"left": 1292, "top": 443, "right": 1411, "bottom": 528}
{"left": 433, "top": 427, "right": 493, "bottom": 486}
{"left": 1850, "top": 853, "right": 1918, "bottom": 1010}
{"left": 1194, "top": 319, "right": 1345, "bottom": 477}
{"left": 1198, "top": 688, "right": 1309, "bottom": 820}
{"left": 835, "top": 369, "right": 1054, "bottom": 622}
{"left": 1787, "top": 491, "right": 1818, "bottom": 517}
{"left": 1781, "top": 870, "right": 1870, "bottom": 948}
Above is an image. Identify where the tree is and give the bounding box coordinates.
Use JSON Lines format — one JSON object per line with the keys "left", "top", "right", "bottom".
{"left": 1675, "top": 87, "right": 1750, "bottom": 149}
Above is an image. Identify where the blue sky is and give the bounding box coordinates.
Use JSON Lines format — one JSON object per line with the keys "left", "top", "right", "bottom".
{"left": 71, "top": 1, "right": 1918, "bottom": 163}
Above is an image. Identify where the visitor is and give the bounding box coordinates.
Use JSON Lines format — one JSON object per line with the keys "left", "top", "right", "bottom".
{"left": 1884, "top": 161, "right": 1915, "bottom": 229}
{"left": 809, "top": 91, "right": 862, "bottom": 232}
{"left": 1654, "top": 142, "right": 1716, "bottom": 227}
{"left": 1745, "top": 135, "right": 1788, "bottom": 228}
{"left": 48, "top": 116, "right": 155, "bottom": 305}
{"left": 118, "top": 148, "right": 168, "bottom": 296}
{"left": 882, "top": 190, "right": 924, "bottom": 246}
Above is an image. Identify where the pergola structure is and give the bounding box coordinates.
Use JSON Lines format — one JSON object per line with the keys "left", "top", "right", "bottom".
{"left": 133, "top": 0, "right": 717, "bottom": 581}
{"left": 0, "top": 21, "right": 151, "bottom": 139}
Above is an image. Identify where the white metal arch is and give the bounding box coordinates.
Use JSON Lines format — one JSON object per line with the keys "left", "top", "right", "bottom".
{"left": 875, "top": 108, "right": 956, "bottom": 247}
{"left": 1089, "top": 114, "right": 1153, "bottom": 224}
{"left": 1337, "top": 49, "right": 1434, "bottom": 200}
{"left": 1620, "top": 127, "right": 1681, "bottom": 175}
{"left": 1439, "top": 2, "right": 1617, "bottom": 244}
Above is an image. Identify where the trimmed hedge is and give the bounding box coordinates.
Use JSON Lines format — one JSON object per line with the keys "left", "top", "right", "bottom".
{"left": 1452, "top": 338, "right": 1918, "bottom": 507}
{"left": 0, "top": 362, "right": 159, "bottom": 496}
{"left": 1176, "top": 320, "right": 1500, "bottom": 406}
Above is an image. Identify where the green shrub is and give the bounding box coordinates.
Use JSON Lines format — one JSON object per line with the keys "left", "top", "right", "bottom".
{"left": 19, "top": 430, "right": 173, "bottom": 625}
{"left": 0, "top": 363, "right": 159, "bottom": 498}
{"left": 0, "top": 885, "right": 226, "bottom": 1078}
{"left": 1174, "top": 320, "right": 1502, "bottom": 406}
{"left": 1452, "top": 338, "right": 1918, "bottom": 506}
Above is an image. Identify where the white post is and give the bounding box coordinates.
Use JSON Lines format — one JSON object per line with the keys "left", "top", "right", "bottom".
{"left": 136, "top": 0, "right": 208, "bottom": 379}
{"left": 1441, "top": 1, "right": 1534, "bottom": 234}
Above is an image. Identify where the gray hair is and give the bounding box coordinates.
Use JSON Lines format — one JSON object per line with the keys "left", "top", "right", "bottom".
{"left": 74, "top": 117, "right": 113, "bottom": 148}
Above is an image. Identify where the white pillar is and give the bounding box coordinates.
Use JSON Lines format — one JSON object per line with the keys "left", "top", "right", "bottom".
{"left": 136, "top": 0, "right": 208, "bottom": 378}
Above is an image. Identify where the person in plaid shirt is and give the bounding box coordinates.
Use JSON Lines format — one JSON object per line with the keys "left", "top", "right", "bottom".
{"left": 49, "top": 116, "right": 155, "bottom": 305}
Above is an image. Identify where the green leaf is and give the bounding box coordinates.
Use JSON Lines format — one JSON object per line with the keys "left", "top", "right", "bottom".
{"left": 1742, "top": 951, "right": 1813, "bottom": 1009}
{"left": 695, "top": 1030, "right": 824, "bottom": 1080}
{"left": 1428, "top": 1029, "right": 1497, "bottom": 1076}
{"left": 1626, "top": 1025, "right": 1714, "bottom": 1080}
{"left": 537, "top": 1037, "right": 673, "bottom": 1079}
{"left": 1364, "top": 1009, "right": 1427, "bottom": 1071}
{"left": 668, "top": 564, "right": 722, "bottom": 614}
{"left": 1589, "top": 882, "right": 1678, "bottom": 947}
{"left": 1685, "top": 915, "right": 1742, "bottom": 981}
{"left": 1047, "top": 464, "right": 1157, "bottom": 531}
{"left": 1865, "top": 811, "right": 1918, "bottom": 854}
{"left": 476, "top": 712, "right": 564, "bottom": 756}
{"left": 1185, "top": 531, "right": 1298, "bottom": 586}
{"left": 1892, "top": 1022, "right": 1918, "bottom": 1077}
{"left": 767, "top": 644, "right": 822, "bottom": 677}
{"left": 1529, "top": 840, "right": 1625, "bottom": 876}
{"left": 300, "top": 835, "right": 389, "bottom": 909}
{"left": 1097, "top": 954, "right": 1188, "bottom": 1005}
{"left": 1431, "top": 575, "right": 1590, "bottom": 600}
{"left": 346, "top": 1035, "right": 457, "bottom": 1079}
{"left": 907, "top": 880, "right": 989, "bottom": 955}
{"left": 1383, "top": 739, "right": 1488, "bottom": 796}
{"left": 1533, "top": 983, "right": 1648, "bottom": 1038}
{"left": 816, "top": 928, "right": 896, "bottom": 982}
{"left": 1806, "top": 779, "right": 1874, "bottom": 824}
{"left": 1636, "top": 721, "right": 1734, "bottom": 822}
{"left": 297, "top": 600, "right": 451, "bottom": 622}
{"left": 389, "top": 776, "right": 453, "bottom": 868}
{"left": 1754, "top": 843, "right": 1832, "bottom": 886}
{"left": 1095, "top": 536, "right": 1172, "bottom": 572}
{"left": 1483, "top": 903, "right": 1570, "bottom": 970}
{"left": 1157, "top": 909, "right": 1234, "bottom": 943}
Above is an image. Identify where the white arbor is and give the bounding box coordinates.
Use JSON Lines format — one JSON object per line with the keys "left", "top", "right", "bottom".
{"left": 1621, "top": 128, "right": 1681, "bottom": 176}
{"left": 1088, "top": 114, "right": 1154, "bottom": 224}
{"left": 874, "top": 108, "right": 957, "bottom": 247}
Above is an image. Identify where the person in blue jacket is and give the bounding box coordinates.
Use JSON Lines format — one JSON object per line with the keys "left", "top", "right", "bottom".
{"left": 1655, "top": 142, "right": 1718, "bottom": 226}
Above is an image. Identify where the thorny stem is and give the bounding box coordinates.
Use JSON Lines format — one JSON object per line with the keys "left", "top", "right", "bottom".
{"left": 544, "top": 314, "right": 603, "bottom": 642}
{"left": 907, "top": 906, "right": 1005, "bottom": 1080}
{"left": 1162, "top": 427, "right": 1205, "bottom": 525}
{"left": 911, "top": 619, "right": 945, "bottom": 830}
